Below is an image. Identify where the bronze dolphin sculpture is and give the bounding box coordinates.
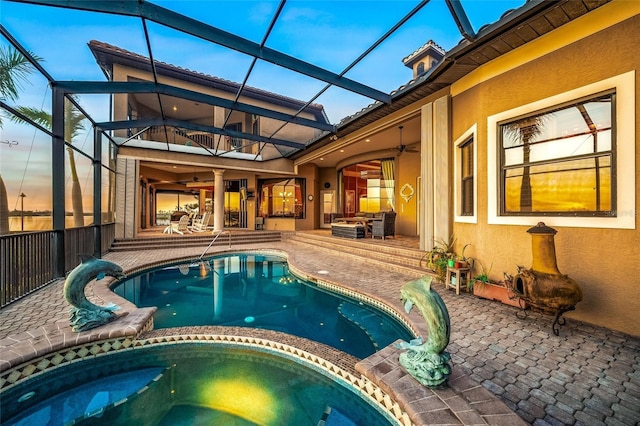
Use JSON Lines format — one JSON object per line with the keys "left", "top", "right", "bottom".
{"left": 397, "top": 275, "right": 451, "bottom": 387}
{"left": 63, "top": 256, "right": 126, "bottom": 332}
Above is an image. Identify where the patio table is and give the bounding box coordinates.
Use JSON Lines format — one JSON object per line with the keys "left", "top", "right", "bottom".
{"left": 336, "top": 217, "right": 376, "bottom": 236}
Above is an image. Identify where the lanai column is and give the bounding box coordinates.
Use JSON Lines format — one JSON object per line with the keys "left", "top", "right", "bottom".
{"left": 213, "top": 169, "right": 225, "bottom": 231}
{"left": 420, "top": 95, "right": 450, "bottom": 251}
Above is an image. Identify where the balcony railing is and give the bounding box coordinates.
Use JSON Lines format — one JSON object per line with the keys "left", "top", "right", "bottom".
{"left": 139, "top": 126, "right": 255, "bottom": 154}
{"left": 0, "top": 223, "right": 116, "bottom": 307}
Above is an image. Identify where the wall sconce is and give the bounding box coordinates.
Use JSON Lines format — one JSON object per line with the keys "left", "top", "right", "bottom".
{"left": 308, "top": 195, "right": 314, "bottom": 202}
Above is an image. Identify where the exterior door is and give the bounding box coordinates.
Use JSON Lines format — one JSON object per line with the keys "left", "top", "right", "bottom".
{"left": 320, "top": 190, "right": 336, "bottom": 228}
{"left": 224, "top": 179, "right": 247, "bottom": 228}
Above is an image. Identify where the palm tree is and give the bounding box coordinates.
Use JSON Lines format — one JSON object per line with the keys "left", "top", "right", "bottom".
{"left": 1, "top": 47, "right": 87, "bottom": 229}
{"left": 0, "top": 46, "right": 39, "bottom": 127}
{"left": 0, "top": 175, "right": 9, "bottom": 235}
{"left": 63, "top": 100, "right": 88, "bottom": 227}
{"left": 503, "top": 117, "right": 545, "bottom": 212}
{"left": 12, "top": 99, "right": 87, "bottom": 227}
{"left": 0, "top": 46, "right": 42, "bottom": 234}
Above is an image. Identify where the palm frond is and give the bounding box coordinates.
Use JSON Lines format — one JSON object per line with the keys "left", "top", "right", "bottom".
{"left": 0, "top": 47, "right": 43, "bottom": 102}
{"left": 64, "top": 97, "right": 87, "bottom": 141}
{"left": 10, "top": 106, "right": 52, "bottom": 129}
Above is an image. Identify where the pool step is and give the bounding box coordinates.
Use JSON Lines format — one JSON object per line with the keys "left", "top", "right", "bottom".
{"left": 318, "top": 406, "right": 357, "bottom": 426}
{"left": 285, "top": 232, "right": 434, "bottom": 279}
{"left": 110, "top": 231, "right": 281, "bottom": 251}
{"left": 337, "top": 301, "right": 380, "bottom": 351}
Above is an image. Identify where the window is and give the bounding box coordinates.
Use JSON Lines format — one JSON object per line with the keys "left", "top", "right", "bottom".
{"left": 487, "top": 71, "right": 634, "bottom": 229}
{"left": 460, "top": 138, "right": 474, "bottom": 216}
{"left": 454, "top": 125, "right": 476, "bottom": 223}
{"left": 417, "top": 62, "right": 425, "bottom": 75}
{"left": 499, "top": 92, "right": 614, "bottom": 216}
{"left": 340, "top": 160, "right": 395, "bottom": 214}
{"left": 258, "top": 178, "right": 305, "bottom": 219}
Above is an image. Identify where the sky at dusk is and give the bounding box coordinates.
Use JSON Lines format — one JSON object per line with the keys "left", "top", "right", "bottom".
{"left": 1, "top": 0, "right": 524, "bottom": 212}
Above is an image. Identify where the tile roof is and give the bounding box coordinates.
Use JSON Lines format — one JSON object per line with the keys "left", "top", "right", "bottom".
{"left": 88, "top": 40, "right": 329, "bottom": 124}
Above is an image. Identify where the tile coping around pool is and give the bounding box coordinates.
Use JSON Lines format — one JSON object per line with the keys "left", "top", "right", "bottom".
{"left": 0, "top": 248, "right": 524, "bottom": 426}
{"left": 1, "top": 331, "right": 412, "bottom": 426}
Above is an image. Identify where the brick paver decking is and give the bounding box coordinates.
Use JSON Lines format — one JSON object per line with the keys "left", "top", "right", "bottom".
{"left": 1, "top": 239, "right": 638, "bottom": 425}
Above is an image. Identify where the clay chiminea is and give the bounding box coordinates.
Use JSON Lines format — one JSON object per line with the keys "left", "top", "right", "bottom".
{"left": 508, "top": 222, "right": 582, "bottom": 335}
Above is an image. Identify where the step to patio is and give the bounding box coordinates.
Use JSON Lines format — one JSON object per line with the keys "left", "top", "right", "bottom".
{"left": 110, "top": 231, "right": 281, "bottom": 252}
{"left": 284, "top": 232, "right": 434, "bottom": 279}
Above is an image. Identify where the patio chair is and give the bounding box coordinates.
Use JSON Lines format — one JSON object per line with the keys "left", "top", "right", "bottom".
{"left": 169, "top": 215, "right": 192, "bottom": 235}
{"left": 329, "top": 213, "right": 344, "bottom": 223}
{"left": 371, "top": 211, "right": 396, "bottom": 240}
{"left": 190, "top": 213, "right": 213, "bottom": 232}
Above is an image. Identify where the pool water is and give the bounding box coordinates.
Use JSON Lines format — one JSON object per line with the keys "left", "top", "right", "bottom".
{"left": 112, "top": 253, "right": 413, "bottom": 358}
{"left": 2, "top": 343, "right": 396, "bottom": 426}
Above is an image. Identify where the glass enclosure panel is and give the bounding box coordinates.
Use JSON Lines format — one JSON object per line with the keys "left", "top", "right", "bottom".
{"left": 0, "top": 125, "right": 53, "bottom": 233}
{"left": 64, "top": 147, "right": 93, "bottom": 228}
{"left": 101, "top": 167, "right": 116, "bottom": 224}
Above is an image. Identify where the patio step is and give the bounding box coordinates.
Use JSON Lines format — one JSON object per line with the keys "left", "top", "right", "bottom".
{"left": 110, "top": 231, "right": 281, "bottom": 251}
{"left": 284, "top": 232, "right": 435, "bottom": 279}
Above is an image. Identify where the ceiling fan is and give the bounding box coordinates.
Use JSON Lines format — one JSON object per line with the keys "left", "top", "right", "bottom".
{"left": 394, "top": 125, "right": 419, "bottom": 155}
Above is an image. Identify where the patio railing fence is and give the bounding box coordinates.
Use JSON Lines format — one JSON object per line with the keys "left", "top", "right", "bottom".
{"left": 0, "top": 223, "right": 116, "bottom": 308}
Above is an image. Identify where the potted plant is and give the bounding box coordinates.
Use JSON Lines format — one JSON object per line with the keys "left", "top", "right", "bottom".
{"left": 421, "top": 235, "right": 456, "bottom": 282}
{"left": 470, "top": 260, "right": 520, "bottom": 307}
{"left": 456, "top": 244, "right": 471, "bottom": 268}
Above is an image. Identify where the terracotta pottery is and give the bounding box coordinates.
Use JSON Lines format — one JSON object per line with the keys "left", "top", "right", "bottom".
{"left": 473, "top": 282, "right": 522, "bottom": 308}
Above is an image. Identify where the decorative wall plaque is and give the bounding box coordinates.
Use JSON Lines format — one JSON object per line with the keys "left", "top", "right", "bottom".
{"left": 400, "top": 183, "right": 415, "bottom": 202}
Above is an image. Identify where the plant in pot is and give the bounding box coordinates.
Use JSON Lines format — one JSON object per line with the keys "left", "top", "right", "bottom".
{"left": 470, "top": 259, "right": 520, "bottom": 307}
{"left": 421, "top": 235, "right": 456, "bottom": 282}
{"left": 455, "top": 244, "right": 471, "bottom": 268}
{"left": 468, "top": 259, "right": 492, "bottom": 292}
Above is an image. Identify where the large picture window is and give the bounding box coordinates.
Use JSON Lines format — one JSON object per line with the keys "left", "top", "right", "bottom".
{"left": 340, "top": 160, "right": 395, "bottom": 215}
{"left": 258, "top": 178, "right": 305, "bottom": 219}
{"left": 499, "top": 92, "right": 614, "bottom": 216}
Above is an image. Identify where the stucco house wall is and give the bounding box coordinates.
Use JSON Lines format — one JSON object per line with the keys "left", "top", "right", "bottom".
{"left": 450, "top": 6, "right": 639, "bottom": 336}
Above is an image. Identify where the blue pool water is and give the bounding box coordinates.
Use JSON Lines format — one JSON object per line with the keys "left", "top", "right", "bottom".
{"left": 112, "top": 253, "right": 413, "bottom": 358}
{"left": 2, "top": 343, "right": 396, "bottom": 425}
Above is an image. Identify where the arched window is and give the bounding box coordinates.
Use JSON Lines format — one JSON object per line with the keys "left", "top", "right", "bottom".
{"left": 416, "top": 62, "right": 425, "bottom": 75}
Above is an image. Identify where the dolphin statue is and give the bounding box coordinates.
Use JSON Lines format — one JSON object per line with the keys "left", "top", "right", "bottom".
{"left": 396, "top": 275, "right": 452, "bottom": 388}
{"left": 63, "top": 256, "right": 126, "bottom": 332}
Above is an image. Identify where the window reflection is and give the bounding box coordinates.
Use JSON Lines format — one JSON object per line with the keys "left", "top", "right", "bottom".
{"left": 500, "top": 92, "right": 614, "bottom": 215}
{"left": 341, "top": 160, "right": 395, "bottom": 215}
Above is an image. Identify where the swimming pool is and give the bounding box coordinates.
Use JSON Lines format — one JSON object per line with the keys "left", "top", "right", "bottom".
{"left": 1, "top": 341, "right": 399, "bottom": 425}
{"left": 112, "top": 252, "right": 413, "bottom": 358}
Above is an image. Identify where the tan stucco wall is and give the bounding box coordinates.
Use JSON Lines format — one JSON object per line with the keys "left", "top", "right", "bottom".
{"left": 318, "top": 168, "right": 337, "bottom": 194}
{"left": 296, "top": 163, "right": 319, "bottom": 231}
{"left": 396, "top": 151, "right": 420, "bottom": 236}
{"left": 450, "top": 10, "right": 640, "bottom": 336}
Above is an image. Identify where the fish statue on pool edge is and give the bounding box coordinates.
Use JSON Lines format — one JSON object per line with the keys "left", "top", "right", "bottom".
{"left": 396, "top": 275, "right": 451, "bottom": 388}
{"left": 63, "top": 256, "right": 126, "bottom": 332}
